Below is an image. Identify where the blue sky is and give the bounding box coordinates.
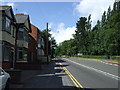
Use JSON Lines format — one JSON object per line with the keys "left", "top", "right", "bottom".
{"left": 3, "top": 0, "right": 115, "bottom": 44}
{"left": 12, "top": 2, "right": 78, "bottom": 30}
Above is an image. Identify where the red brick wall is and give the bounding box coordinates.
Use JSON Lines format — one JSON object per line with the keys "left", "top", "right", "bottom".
{"left": 28, "top": 24, "right": 39, "bottom": 63}
{"left": 2, "top": 62, "right": 11, "bottom": 69}
{"left": 29, "top": 24, "right": 38, "bottom": 41}
{"left": 28, "top": 36, "right": 37, "bottom": 63}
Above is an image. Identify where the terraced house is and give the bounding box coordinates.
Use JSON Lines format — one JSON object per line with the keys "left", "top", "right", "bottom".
{"left": 0, "top": 6, "right": 46, "bottom": 70}
{"left": 0, "top": 6, "right": 16, "bottom": 69}
{"left": 15, "top": 14, "right": 31, "bottom": 63}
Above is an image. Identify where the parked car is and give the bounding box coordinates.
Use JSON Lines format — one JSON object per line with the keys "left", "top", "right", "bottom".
{"left": 0, "top": 67, "right": 10, "bottom": 90}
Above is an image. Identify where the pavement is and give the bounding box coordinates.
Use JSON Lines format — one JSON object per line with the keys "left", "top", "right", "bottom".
{"left": 10, "top": 58, "right": 76, "bottom": 89}
{"left": 10, "top": 70, "right": 41, "bottom": 88}
{"left": 72, "top": 57, "right": 120, "bottom": 66}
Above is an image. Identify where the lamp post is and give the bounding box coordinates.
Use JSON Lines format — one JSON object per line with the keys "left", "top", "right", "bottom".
{"left": 46, "top": 23, "right": 49, "bottom": 64}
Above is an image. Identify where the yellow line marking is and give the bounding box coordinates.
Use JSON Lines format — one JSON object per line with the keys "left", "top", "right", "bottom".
{"left": 59, "top": 63, "right": 84, "bottom": 88}
{"left": 63, "top": 67, "right": 84, "bottom": 88}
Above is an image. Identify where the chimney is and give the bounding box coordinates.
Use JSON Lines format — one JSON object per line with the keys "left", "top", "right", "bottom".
{"left": 15, "top": 13, "right": 25, "bottom": 15}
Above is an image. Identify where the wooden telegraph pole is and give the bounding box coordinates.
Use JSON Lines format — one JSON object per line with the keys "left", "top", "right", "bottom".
{"left": 46, "top": 23, "right": 49, "bottom": 64}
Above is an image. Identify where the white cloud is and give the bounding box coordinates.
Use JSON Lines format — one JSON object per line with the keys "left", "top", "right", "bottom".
{"left": 6, "top": 3, "right": 15, "bottom": 8}
{"left": 50, "top": 23, "right": 76, "bottom": 44}
{"left": 48, "top": 22, "right": 54, "bottom": 30}
{"left": 1, "top": 2, "right": 15, "bottom": 9}
{"left": 74, "top": 0, "right": 115, "bottom": 27}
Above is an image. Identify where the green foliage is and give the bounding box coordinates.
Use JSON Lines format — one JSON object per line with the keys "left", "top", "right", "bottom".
{"left": 40, "top": 29, "right": 57, "bottom": 58}
{"left": 55, "top": 1, "right": 120, "bottom": 58}
{"left": 55, "top": 39, "right": 77, "bottom": 56}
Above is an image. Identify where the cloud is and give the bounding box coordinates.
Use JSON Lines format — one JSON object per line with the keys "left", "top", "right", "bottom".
{"left": 48, "top": 22, "right": 54, "bottom": 30}
{"left": 6, "top": 3, "right": 15, "bottom": 8}
{"left": 74, "top": 0, "right": 115, "bottom": 27}
{"left": 1, "top": 2, "right": 15, "bottom": 9}
{"left": 50, "top": 23, "right": 76, "bottom": 44}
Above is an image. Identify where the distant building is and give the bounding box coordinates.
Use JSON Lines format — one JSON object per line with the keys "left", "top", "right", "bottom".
{"left": 37, "top": 30, "right": 45, "bottom": 57}
{"left": 29, "top": 24, "right": 45, "bottom": 63}
{"left": 0, "top": 6, "right": 16, "bottom": 69}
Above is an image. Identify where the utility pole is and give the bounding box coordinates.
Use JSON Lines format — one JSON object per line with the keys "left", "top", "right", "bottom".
{"left": 46, "top": 23, "right": 49, "bottom": 64}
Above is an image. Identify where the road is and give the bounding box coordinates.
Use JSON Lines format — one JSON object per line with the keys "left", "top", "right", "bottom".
{"left": 59, "top": 57, "right": 119, "bottom": 88}
{"left": 21, "top": 57, "right": 119, "bottom": 89}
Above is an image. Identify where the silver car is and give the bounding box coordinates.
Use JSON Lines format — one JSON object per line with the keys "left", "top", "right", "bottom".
{"left": 0, "top": 67, "right": 10, "bottom": 90}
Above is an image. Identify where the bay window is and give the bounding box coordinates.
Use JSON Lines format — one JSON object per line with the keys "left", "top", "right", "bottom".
{"left": 1, "top": 16, "right": 11, "bottom": 33}
{"left": 18, "top": 28, "right": 28, "bottom": 41}
{"left": 2, "top": 43, "right": 11, "bottom": 61}
{"left": 5, "top": 17, "right": 11, "bottom": 32}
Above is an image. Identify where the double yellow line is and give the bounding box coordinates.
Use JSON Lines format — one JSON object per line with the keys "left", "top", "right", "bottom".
{"left": 59, "top": 63, "right": 84, "bottom": 88}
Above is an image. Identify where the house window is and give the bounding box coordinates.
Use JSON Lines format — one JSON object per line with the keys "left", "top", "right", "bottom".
{"left": 11, "top": 25, "right": 16, "bottom": 37}
{"left": 2, "top": 16, "right": 6, "bottom": 30}
{"left": 23, "top": 30, "right": 28, "bottom": 41}
{"left": 3, "top": 44, "right": 11, "bottom": 61}
{"left": 1, "top": 16, "right": 11, "bottom": 33}
{"left": 18, "top": 28, "right": 28, "bottom": 41}
{"left": 0, "top": 15, "right": 2, "bottom": 30}
{"left": 17, "top": 48, "right": 27, "bottom": 62}
{"left": 18, "top": 48, "right": 23, "bottom": 60}
{"left": 18, "top": 31, "right": 24, "bottom": 40}
{"left": 6, "top": 17, "right": 11, "bottom": 32}
{"left": 0, "top": 44, "right": 2, "bottom": 60}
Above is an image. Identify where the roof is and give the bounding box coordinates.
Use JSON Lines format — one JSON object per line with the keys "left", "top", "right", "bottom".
{"left": 0, "top": 6, "right": 10, "bottom": 11}
{"left": 0, "top": 6, "right": 16, "bottom": 22}
{"left": 15, "top": 14, "right": 29, "bottom": 24}
{"left": 15, "top": 14, "right": 31, "bottom": 32}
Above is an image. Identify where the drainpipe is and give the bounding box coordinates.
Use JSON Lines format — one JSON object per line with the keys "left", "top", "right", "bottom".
{"left": 12, "top": 23, "right": 19, "bottom": 69}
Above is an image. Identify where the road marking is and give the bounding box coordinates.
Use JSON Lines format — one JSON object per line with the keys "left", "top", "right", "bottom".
{"left": 78, "top": 58, "right": 119, "bottom": 67}
{"left": 59, "top": 63, "right": 84, "bottom": 88}
{"left": 63, "top": 58, "right": 120, "bottom": 80}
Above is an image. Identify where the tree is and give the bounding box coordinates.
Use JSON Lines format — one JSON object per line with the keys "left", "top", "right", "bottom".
{"left": 50, "top": 37, "right": 57, "bottom": 58}
{"left": 107, "top": 6, "right": 112, "bottom": 21}
{"left": 101, "top": 11, "right": 107, "bottom": 27}
{"left": 87, "top": 14, "right": 92, "bottom": 31}
{"left": 75, "top": 17, "right": 89, "bottom": 54}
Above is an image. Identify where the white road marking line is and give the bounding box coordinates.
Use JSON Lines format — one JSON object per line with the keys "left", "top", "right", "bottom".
{"left": 100, "top": 61, "right": 119, "bottom": 66}
{"left": 109, "top": 63, "right": 113, "bottom": 65}
{"left": 113, "top": 64, "right": 118, "bottom": 67}
{"left": 62, "top": 58, "right": 120, "bottom": 80}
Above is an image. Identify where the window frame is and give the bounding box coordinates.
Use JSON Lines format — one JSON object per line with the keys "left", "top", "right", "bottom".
{"left": 2, "top": 16, "right": 11, "bottom": 34}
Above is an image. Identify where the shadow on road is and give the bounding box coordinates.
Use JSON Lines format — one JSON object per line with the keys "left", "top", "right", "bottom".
{"left": 21, "top": 58, "right": 76, "bottom": 88}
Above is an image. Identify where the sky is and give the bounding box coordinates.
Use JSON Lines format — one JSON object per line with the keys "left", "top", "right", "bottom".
{"left": 2, "top": 0, "right": 115, "bottom": 44}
